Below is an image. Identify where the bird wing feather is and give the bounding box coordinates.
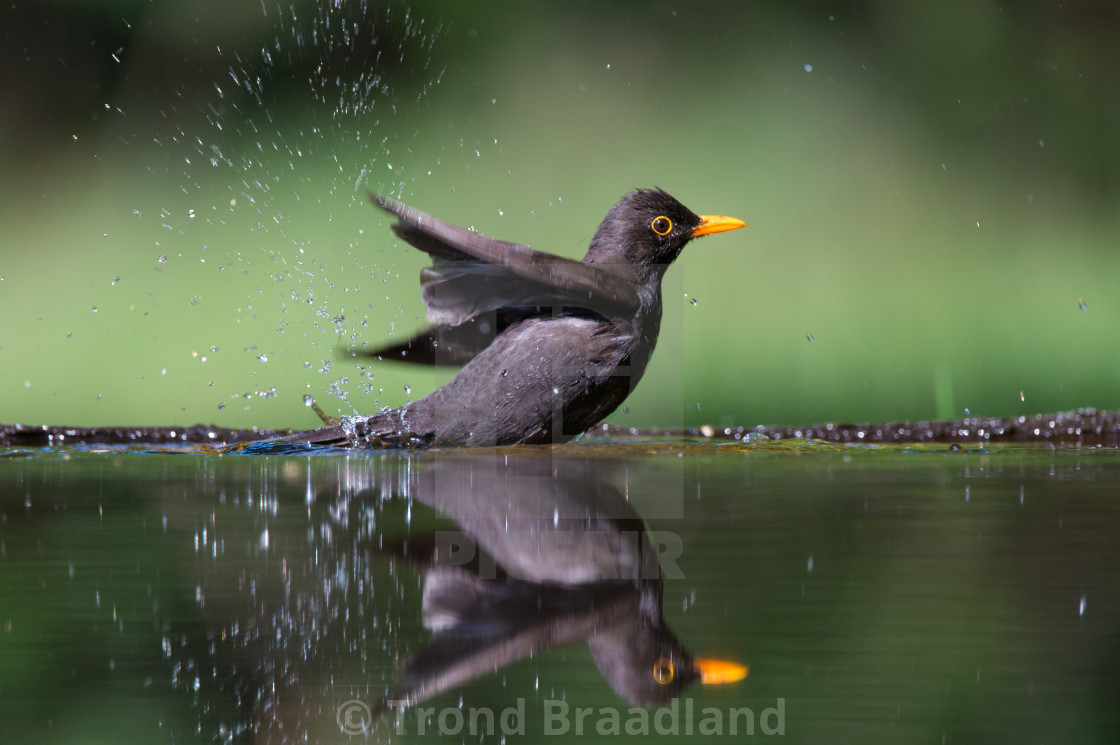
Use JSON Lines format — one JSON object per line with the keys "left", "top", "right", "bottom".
{"left": 373, "top": 193, "right": 640, "bottom": 322}
{"left": 357, "top": 194, "right": 640, "bottom": 366}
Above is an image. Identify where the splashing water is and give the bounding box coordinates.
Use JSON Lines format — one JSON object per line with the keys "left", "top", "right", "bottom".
{"left": 132, "top": 0, "right": 448, "bottom": 418}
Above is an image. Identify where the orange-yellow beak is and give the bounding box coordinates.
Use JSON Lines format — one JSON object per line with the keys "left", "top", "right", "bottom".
{"left": 692, "top": 214, "right": 748, "bottom": 238}
{"left": 694, "top": 657, "right": 750, "bottom": 685}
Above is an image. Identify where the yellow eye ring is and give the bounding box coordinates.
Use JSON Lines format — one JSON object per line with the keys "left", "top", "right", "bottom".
{"left": 652, "top": 657, "right": 675, "bottom": 685}
{"left": 651, "top": 216, "right": 673, "bottom": 236}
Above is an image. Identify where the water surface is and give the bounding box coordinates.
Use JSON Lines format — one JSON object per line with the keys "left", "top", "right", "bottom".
{"left": 1, "top": 441, "right": 1116, "bottom": 743}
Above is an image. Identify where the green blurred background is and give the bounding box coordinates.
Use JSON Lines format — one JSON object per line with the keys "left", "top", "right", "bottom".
{"left": 2, "top": 0, "right": 1118, "bottom": 432}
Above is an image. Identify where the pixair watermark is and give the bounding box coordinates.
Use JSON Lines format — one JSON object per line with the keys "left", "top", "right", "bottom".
{"left": 337, "top": 697, "right": 785, "bottom": 737}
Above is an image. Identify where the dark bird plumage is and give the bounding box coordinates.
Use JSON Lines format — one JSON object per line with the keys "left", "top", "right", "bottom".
{"left": 280, "top": 188, "right": 746, "bottom": 447}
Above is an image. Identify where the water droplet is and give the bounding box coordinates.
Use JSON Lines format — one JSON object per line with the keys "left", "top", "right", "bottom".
{"left": 1079, "top": 595, "right": 1086, "bottom": 616}
{"left": 217, "top": 402, "right": 225, "bottom": 410}
{"left": 807, "top": 333, "right": 814, "bottom": 342}
{"left": 157, "top": 255, "right": 167, "bottom": 263}
{"left": 500, "top": 369, "right": 508, "bottom": 377}
{"left": 1019, "top": 391, "right": 1025, "bottom": 402}
{"left": 803, "top": 63, "right": 813, "bottom": 72}
{"left": 1078, "top": 298, "right": 1087, "bottom": 312}
{"left": 256, "top": 353, "right": 267, "bottom": 363}
{"left": 404, "top": 385, "right": 412, "bottom": 395}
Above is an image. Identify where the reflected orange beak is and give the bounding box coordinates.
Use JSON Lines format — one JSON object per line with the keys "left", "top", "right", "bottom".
{"left": 695, "top": 657, "right": 750, "bottom": 685}
{"left": 692, "top": 214, "right": 748, "bottom": 238}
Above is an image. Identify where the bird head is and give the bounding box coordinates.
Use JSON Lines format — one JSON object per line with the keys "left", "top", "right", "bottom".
{"left": 585, "top": 188, "right": 746, "bottom": 270}
{"left": 588, "top": 612, "right": 748, "bottom": 707}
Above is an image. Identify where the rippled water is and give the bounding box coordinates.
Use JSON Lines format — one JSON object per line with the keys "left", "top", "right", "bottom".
{"left": 1, "top": 441, "right": 1117, "bottom": 743}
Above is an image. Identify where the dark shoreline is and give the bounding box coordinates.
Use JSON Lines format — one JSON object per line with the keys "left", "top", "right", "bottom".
{"left": 3, "top": 408, "right": 1117, "bottom": 449}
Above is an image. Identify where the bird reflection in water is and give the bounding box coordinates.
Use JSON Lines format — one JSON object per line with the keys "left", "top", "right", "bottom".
{"left": 167, "top": 452, "right": 746, "bottom": 739}
{"left": 379, "top": 453, "right": 747, "bottom": 713}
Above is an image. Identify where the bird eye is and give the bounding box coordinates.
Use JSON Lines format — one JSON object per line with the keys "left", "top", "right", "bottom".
{"left": 650, "top": 216, "right": 673, "bottom": 236}
{"left": 652, "top": 657, "right": 675, "bottom": 685}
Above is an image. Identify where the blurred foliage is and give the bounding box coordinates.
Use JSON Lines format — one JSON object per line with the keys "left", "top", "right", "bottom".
{"left": 1, "top": 0, "right": 1118, "bottom": 430}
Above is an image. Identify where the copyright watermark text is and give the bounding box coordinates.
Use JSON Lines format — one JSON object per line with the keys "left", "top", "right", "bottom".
{"left": 337, "top": 696, "right": 785, "bottom": 736}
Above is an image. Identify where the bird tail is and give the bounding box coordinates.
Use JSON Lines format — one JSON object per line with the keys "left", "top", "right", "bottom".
{"left": 270, "top": 422, "right": 352, "bottom": 446}
{"left": 269, "top": 409, "right": 431, "bottom": 449}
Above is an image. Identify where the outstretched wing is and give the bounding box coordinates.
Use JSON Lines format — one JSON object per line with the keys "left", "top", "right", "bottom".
{"left": 372, "top": 193, "right": 640, "bottom": 325}
{"left": 357, "top": 194, "right": 640, "bottom": 366}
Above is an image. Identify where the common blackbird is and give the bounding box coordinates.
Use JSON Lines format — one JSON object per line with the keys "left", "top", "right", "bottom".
{"left": 282, "top": 188, "right": 746, "bottom": 447}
